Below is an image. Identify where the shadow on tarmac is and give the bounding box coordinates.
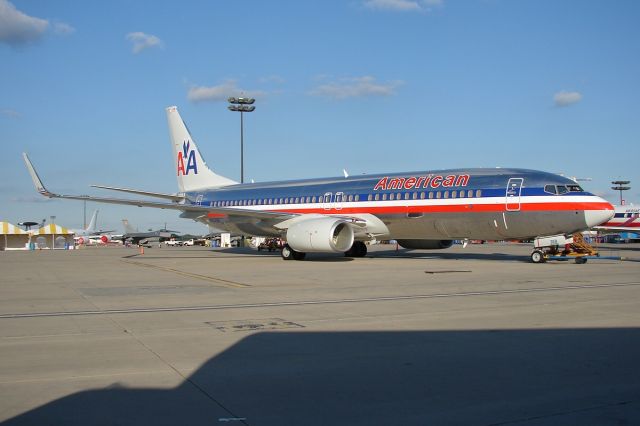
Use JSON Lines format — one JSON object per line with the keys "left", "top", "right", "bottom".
{"left": 4, "top": 328, "right": 640, "bottom": 425}
{"left": 370, "top": 249, "right": 530, "bottom": 262}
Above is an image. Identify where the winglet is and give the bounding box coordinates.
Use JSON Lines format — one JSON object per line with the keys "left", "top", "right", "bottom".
{"left": 22, "top": 153, "right": 53, "bottom": 197}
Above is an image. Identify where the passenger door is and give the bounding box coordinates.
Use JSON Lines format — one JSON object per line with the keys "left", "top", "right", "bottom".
{"left": 505, "top": 178, "right": 523, "bottom": 211}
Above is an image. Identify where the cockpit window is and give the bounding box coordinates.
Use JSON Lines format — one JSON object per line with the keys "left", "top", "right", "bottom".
{"left": 567, "top": 184, "right": 583, "bottom": 192}
{"left": 544, "top": 184, "right": 557, "bottom": 194}
{"left": 556, "top": 185, "right": 569, "bottom": 194}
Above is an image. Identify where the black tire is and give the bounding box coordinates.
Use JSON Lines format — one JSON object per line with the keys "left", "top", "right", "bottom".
{"left": 345, "top": 241, "right": 368, "bottom": 257}
{"left": 575, "top": 257, "right": 587, "bottom": 264}
{"left": 282, "top": 244, "right": 306, "bottom": 261}
{"left": 531, "top": 250, "right": 546, "bottom": 263}
{"left": 281, "top": 244, "right": 294, "bottom": 260}
{"left": 292, "top": 251, "right": 306, "bottom": 261}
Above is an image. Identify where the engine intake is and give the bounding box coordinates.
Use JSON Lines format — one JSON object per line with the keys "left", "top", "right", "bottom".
{"left": 396, "top": 239, "right": 454, "bottom": 250}
{"left": 286, "top": 217, "right": 354, "bottom": 253}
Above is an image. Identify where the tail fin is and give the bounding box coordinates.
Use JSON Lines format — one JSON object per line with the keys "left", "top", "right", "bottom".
{"left": 166, "top": 106, "right": 237, "bottom": 192}
{"left": 122, "top": 219, "right": 136, "bottom": 234}
{"left": 86, "top": 210, "right": 99, "bottom": 233}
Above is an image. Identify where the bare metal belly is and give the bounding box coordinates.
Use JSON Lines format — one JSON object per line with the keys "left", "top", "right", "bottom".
{"left": 379, "top": 210, "right": 586, "bottom": 240}
{"left": 197, "top": 210, "right": 587, "bottom": 240}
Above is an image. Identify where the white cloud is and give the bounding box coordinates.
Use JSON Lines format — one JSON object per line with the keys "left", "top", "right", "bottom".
{"left": 187, "top": 80, "right": 266, "bottom": 103}
{"left": 126, "top": 32, "right": 163, "bottom": 54}
{"left": 0, "top": 0, "right": 48, "bottom": 46}
{"left": 363, "top": 0, "right": 442, "bottom": 12}
{"left": 554, "top": 90, "right": 583, "bottom": 107}
{"left": 309, "top": 76, "right": 403, "bottom": 99}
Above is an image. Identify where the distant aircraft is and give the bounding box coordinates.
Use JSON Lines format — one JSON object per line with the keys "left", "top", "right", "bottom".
{"left": 70, "top": 210, "right": 114, "bottom": 244}
{"left": 118, "top": 219, "right": 177, "bottom": 246}
{"left": 594, "top": 204, "right": 639, "bottom": 232}
{"left": 23, "top": 106, "right": 614, "bottom": 260}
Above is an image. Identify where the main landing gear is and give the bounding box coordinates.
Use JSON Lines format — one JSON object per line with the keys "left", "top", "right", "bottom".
{"left": 280, "top": 241, "right": 368, "bottom": 260}
{"left": 281, "top": 244, "right": 306, "bottom": 261}
{"left": 344, "top": 241, "right": 367, "bottom": 258}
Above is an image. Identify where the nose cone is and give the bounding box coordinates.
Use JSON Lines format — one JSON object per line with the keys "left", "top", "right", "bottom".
{"left": 584, "top": 198, "right": 615, "bottom": 228}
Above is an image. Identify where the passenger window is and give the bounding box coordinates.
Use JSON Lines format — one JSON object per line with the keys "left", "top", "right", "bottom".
{"left": 390, "top": 193, "right": 395, "bottom": 200}
{"left": 436, "top": 192, "right": 441, "bottom": 199}
{"left": 444, "top": 191, "right": 449, "bottom": 199}
{"left": 368, "top": 194, "right": 373, "bottom": 201}
{"left": 355, "top": 195, "right": 360, "bottom": 201}
{"left": 451, "top": 191, "right": 457, "bottom": 199}
{"left": 420, "top": 192, "right": 425, "bottom": 199}
{"left": 412, "top": 192, "right": 417, "bottom": 200}
{"left": 382, "top": 193, "right": 387, "bottom": 201}
{"left": 404, "top": 193, "right": 410, "bottom": 200}
{"left": 429, "top": 192, "right": 434, "bottom": 199}
{"left": 375, "top": 194, "right": 380, "bottom": 201}
{"left": 476, "top": 190, "right": 482, "bottom": 197}
{"left": 468, "top": 190, "right": 473, "bottom": 198}
{"left": 459, "top": 190, "right": 465, "bottom": 198}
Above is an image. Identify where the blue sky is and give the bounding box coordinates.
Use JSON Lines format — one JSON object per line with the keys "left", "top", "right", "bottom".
{"left": 1, "top": 0, "right": 639, "bottom": 234}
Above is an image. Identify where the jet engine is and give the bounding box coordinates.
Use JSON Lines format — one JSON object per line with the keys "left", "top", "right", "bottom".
{"left": 286, "top": 217, "right": 354, "bottom": 253}
{"left": 99, "top": 235, "right": 111, "bottom": 243}
{"left": 75, "top": 236, "right": 90, "bottom": 245}
{"left": 396, "top": 239, "right": 454, "bottom": 250}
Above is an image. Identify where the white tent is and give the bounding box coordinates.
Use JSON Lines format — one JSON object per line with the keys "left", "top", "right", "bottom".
{"left": 31, "top": 224, "right": 75, "bottom": 249}
{"left": 0, "top": 222, "right": 30, "bottom": 250}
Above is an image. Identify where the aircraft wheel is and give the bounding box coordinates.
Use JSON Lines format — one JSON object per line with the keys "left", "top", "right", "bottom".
{"left": 346, "top": 241, "right": 367, "bottom": 257}
{"left": 575, "top": 257, "right": 587, "bottom": 264}
{"left": 281, "top": 244, "right": 294, "bottom": 260}
{"left": 531, "top": 250, "right": 546, "bottom": 264}
{"left": 282, "top": 244, "right": 306, "bottom": 261}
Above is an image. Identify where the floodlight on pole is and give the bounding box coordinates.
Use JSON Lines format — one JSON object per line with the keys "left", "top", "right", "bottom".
{"left": 227, "top": 97, "right": 256, "bottom": 184}
{"left": 611, "top": 180, "right": 631, "bottom": 205}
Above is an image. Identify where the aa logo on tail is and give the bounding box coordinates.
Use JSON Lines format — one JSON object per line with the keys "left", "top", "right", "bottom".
{"left": 177, "top": 140, "right": 198, "bottom": 175}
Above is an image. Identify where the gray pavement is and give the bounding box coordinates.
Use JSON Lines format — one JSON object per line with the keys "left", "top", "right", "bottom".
{"left": 1, "top": 243, "right": 639, "bottom": 425}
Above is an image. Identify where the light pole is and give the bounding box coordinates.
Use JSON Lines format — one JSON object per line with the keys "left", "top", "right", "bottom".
{"left": 227, "top": 97, "right": 255, "bottom": 184}
{"left": 611, "top": 180, "right": 631, "bottom": 205}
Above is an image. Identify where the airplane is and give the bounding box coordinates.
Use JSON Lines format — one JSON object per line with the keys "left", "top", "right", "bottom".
{"left": 117, "top": 219, "right": 177, "bottom": 246}
{"left": 594, "top": 204, "right": 639, "bottom": 232}
{"left": 23, "top": 106, "right": 615, "bottom": 260}
{"left": 70, "top": 210, "right": 115, "bottom": 245}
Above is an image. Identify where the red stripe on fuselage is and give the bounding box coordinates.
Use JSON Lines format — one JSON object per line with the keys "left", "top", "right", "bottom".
{"left": 250, "top": 201, "right": 612, "bottom": 216}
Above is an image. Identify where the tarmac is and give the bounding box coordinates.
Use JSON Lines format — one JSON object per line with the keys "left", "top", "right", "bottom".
{"left": 1, "top": 242, "right": 639, "bottom": 425}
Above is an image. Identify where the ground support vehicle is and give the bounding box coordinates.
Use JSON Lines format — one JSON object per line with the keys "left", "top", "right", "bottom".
{"left": 531, "top": 233, "right": 619, "bottom": 264}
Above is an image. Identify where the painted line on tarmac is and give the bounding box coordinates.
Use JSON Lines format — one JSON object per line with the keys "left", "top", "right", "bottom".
{"left": 120, "top": 259, "right": 250, "bottom": 289}
{"left": 1, "top": 281, "right": 638, "bottom": 320}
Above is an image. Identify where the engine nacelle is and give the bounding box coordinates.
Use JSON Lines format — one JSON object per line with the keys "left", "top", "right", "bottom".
{"left": 396, "top": 239, "right": 454, "bottom": 250}
{"left": 76, "top": 236, "right": 90, "bottom": 245}
{"left": 99, "top": 235, "right": 111, "bottom": 243}
{"left": 286, "top": 217, "right": 354, "bottom": 253}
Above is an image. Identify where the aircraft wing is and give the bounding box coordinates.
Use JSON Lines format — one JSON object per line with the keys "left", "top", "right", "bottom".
{"left": 23, "top": 153, "right": 370, "bottom": 231}
{"left": 23, "top": 153, "right": 294, "bottom": 222}
{"left": 90, "top": 185, "right": 186, "bottom": 202}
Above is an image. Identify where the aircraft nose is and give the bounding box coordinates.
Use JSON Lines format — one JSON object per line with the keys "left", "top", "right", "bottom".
{"left": 584, "top": 198, "right": 615, "bottom": 228}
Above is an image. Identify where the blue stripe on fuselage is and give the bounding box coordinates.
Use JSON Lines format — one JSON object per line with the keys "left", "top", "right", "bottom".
{"left": 183, "top": 168, "right": 588, "bottom": 206}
